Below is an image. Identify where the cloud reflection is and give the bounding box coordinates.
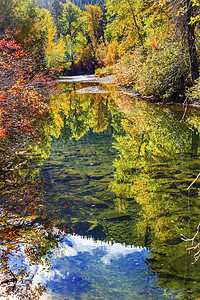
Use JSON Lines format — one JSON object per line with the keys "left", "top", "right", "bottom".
{"left": 32, "top": 234, "right": 147, "bottom": 299}
{"left": 58, "top": 235, "right": 145, "bottom": 264}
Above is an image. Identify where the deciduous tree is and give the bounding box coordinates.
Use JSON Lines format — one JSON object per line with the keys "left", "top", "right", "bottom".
{"left": 0, "top": 34, "right": 56, "bottom": 172}
{"left": 60, "top": 1, "right": 87, "bottom": 63}
{"left": 84, "top": 4, "right": 103, "bottom": 55}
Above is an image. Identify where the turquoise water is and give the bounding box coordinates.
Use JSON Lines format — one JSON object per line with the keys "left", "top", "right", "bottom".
{"left": 1, "top": 78, "right": 200, "bottom": 299}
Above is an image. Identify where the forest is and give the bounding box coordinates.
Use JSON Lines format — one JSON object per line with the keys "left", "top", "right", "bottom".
{"left": 0, "top": 0, "right": 200, "bottom": 174}
{"left": 1, "top": 1, "right": 200, "bottom": 298}
{"left": 0, "top": 0, "right": 200, "bottom": 179}
{"left": 1, "top": 0, "right": 200, "bottom": 105}
{"left": 0, "top": 0, "right": 200, "bottom": 173}
{"left": 37, "top": 0, "right": 105, "bottom": 11}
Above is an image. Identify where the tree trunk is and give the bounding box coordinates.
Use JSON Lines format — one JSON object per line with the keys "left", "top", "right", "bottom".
{"left": 186, "top": 0, "right": 199, "bottom": 83}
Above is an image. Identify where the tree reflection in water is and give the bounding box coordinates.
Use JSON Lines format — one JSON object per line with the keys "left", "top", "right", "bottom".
{"left": 0, "top": 92, "right": 64, "bottom": 299}
{"left": 49, "top": 85, "right": 200, "bottom": 298}
{"left": 0, "top": 81, "right": 117, "bottom": 299}
{"left": 0, "top": 156, "right": 67, "bottom": 299}
{"left": 1, "top": 80, "right": 200, "bottom": 298}
{"left": 110, "top": 91, "right": 200, "bottom": 297}
{"left": 181, "top": 223, "right": 200, "bottom": 264}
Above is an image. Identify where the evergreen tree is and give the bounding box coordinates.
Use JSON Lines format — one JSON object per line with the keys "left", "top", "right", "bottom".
{"left": 50, "top": 0, "right": 63, "bottom": 37}
{"left": 38, "top": 0, "right": 105, "bottom": 11}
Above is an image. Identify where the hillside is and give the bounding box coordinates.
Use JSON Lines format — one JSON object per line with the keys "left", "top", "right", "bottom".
{"left": 37, "top": 0, "right": 105, "bottom": 10}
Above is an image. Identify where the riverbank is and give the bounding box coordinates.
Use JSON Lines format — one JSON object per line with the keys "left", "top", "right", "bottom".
{"left": 57, "top": 74, "right": 140, "bottom": 96}
{"left": 57, "top": 74, "right": 200, "bottom": 107}
{"left": 57, "top": 74, "right": 114, "bottom": 84}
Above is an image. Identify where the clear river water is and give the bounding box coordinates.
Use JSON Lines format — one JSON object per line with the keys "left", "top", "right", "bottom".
{"left": 1, "top": 76, "right": 200, "bottom": 299}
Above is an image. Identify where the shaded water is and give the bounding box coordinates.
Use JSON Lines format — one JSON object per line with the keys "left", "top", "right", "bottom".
{"left": 1, "top": 77, "right": 200, "bottom": 299}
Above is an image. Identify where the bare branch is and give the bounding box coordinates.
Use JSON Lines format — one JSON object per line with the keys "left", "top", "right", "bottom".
{"left": 181, "top": 223, "right": 200, "bottom": 263}
{"left": 187, "top": 172, "right": 200, "bottom": 190}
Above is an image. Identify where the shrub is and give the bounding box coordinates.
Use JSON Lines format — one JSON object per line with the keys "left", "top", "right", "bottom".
{"left": 134, "top": 41, "right": 190, "bottom": 101}
{"left": 95, "top": 65, "right": 115, "bottom": 77}
{"left": 113, "top": 48, "right": 143, "bottom": 87}
{"left": 0, "top": 34, "right": 56, "bottom": 171}
{"left": 105, "top": 40, "right": 119, "bottom": 66}
{"left": 113, "top": 41, "right": 190, "bottom": 101}
{"left": 186, "top": 77, "right": 200, "bottom": 104}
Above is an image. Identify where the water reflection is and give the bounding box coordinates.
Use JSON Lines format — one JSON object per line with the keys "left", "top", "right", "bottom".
{"left": 0, "top": 98, "right": 63, "bottom": 298}
{"left": 0, "top": 167, "right": 64, "bottom": 299}
{"left": 37, "top": 235, "right": 179, "bottom": 300}
{"left": 42, "top": 84, "right": 200, "bottom": 298}
{"left": 1, "top": 78, "right": 200, "bottom": 298}
{"left": 110, "top": 93, "right": 200, "bottom": 298}
{"left": 50, "top": 82, "right": 111, "bottom": 142}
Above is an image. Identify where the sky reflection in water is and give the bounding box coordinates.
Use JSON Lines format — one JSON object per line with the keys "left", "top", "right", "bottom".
{"left": 2, "top": 78, "right": 200, "bottom": 299}
{"left": 33, "top": 235, "right": 176, "bottom": 300}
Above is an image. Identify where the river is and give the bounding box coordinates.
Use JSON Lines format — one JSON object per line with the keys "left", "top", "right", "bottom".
{"left": 1, "top": 76, "right": 200, "bottom": 299}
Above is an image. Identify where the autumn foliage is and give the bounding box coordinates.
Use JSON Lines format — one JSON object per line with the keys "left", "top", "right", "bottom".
{"left": 0, "top": 34, "right": 56, "bottom": 172}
